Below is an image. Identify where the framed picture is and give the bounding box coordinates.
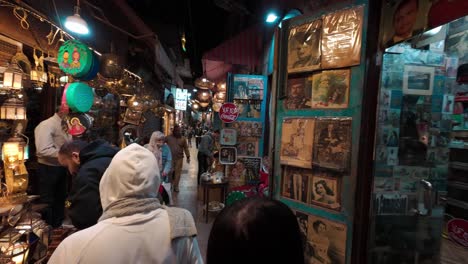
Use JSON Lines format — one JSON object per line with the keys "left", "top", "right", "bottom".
{"left": 123, "top": 108, "right": 142, "bottom": 125}
{"left": 306, "top": 213, "right": 347, "bottom": 264}
{"left": 219, "top": 147, "right": 237, "bottom": 165}
{"left": 310, "top": 170, "right": 341, "bottom": 211}
{"left": 311, "top": 70, "right": 350, "bottom": 109}
{"left": 233, "top": 121, "right": 262, "bottom": 137}
{"left": 287, "top": 19, "right": 322, "bottom": 73}
{"left": 220, "top": 128, "right": 237, "bottom": 145}
{"left": 284, "top": 76, "right": 312, "bottom": 110}
{"left": 237, "top": 140, "right": 258, "bottom": 156}
{"left": 238, "top": 157, "right": 262, "bottom": 185}
{"left": 295, "top": 211, "right": 311, "bottom": 262}
{"left": 403, "top": 65, "right": 435, "bottom": 95}
{"left": 280, "top": 118, "right": 315, "bottom": 168}
{"left": 281, "top": 166, "right": 311, "bottom": 204}
{"left": 321, "top": 6, "right": 363, "bottom": 68}
{"left": 232, "top": 80, "right": 249, "bottom": 99}
{"left": 233, "top": 99, "right": 262, "bottom": 118}
{"left": 313, "top": 118, "right": 352, "bottom": 171}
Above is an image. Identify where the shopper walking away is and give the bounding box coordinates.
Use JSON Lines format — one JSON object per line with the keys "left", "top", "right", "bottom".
{"left": 166, "top": 125, "right": 190, "bottom": 192}
{"left": 58, "top": 139, "right": 118, "bottom": 230}
{"left": 34, "top": 108, "right": 72, "bottom": 227}
{"left": 197, "top": 129, "right": 220, "bottom": 184}
{"left": 147, "top": 131, "right": 173, "bottom": 205}
{"left": 49, "top": 143, "right": 204, "bottom": 263}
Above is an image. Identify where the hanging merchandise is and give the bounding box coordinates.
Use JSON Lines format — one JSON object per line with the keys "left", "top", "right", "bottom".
{"left": 58, "top": 40, "right": 96, "bottom": 79}
{"left": 66, "top": 82, "right": 94, "bottom": 113}
{"left": 79, "top": 52, "right": 100, "bottom": 81}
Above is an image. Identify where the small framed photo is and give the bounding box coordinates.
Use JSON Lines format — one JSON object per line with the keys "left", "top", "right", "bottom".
{"left": 219, "top": 147, "right": 237, "bottom": 165}
{"left": 220, "top": 128, "right": 237, "bottom": 145}
{"left": 280, "top": 118, "right": 315, "bottom": 168}
{"left": 281, "top": 166, "right": 312, "bottom": 204}
{"left": 284, "top": 77, "right": 312, "bottom": 110}
{"left": 237, "top": 141, "right": 258, "bottom": 156}
{"left": 310, "top": 170, "right": 341, "bottom": 211}
{"left": 403, "top": 65, "right": 435, "bottom": 95}
{"left": 313, "top": 118, "right": 352, "bottom": 171}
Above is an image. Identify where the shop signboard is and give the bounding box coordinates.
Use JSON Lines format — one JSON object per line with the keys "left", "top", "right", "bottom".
{"left": 175, "top": 88, "right": 188, "bottom": 111}
{"left": 219, "top": 103, "right": 239, "bottom": 123}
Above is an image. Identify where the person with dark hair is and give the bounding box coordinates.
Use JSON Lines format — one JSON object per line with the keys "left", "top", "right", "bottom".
{"left": 197, "top": 129, "right": 220, "bottom": 184}
{"left": 58, "top": 139, "right": 118, "bottom": 230}
{"left": 166, "top": 125, "right": 190, "bottom": 192}
{"left": 385, "top": 0, "right": 419, "bottom": 47}
{"left": 49, "top": 144, "right": 203, "bottom": 263}
{"left": 309, "top": 220, "right": 331, "bottom": 264}
{"left": 207, "top": 197, "right": 303, "bottom": 264}
{"left": 34, "top": 107, "right": 72, "bottom": 227}
{"left": 314, "top": 180, "right": 335, "bottom": 204}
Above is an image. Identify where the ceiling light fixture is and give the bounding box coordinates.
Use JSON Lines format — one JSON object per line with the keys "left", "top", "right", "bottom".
{"left": 65, "top": 0, "right": 89, "bottom": 35}
{"left": 266, "top": 13, "right": 278, "bottom": 23}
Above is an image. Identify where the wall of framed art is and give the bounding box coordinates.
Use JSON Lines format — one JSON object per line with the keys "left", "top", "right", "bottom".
{"left": 222, "top": 73, "right": 268, "bottom": 189}
{"left": 271, "top": 3, "right": 368, "bottom": 264}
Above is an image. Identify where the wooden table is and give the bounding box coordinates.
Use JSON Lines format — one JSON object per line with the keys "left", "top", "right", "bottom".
{"left": 201, "top": 180, "right": 228, "bottom": 223}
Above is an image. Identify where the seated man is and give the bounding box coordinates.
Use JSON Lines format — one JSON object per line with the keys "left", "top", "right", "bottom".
{"left": 58, "top": 139, "right": 118, "bottom": 230}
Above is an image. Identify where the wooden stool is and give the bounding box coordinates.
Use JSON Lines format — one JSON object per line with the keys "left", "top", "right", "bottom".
{"left": 201, "top": 180, "right": 228, "bottom": 223}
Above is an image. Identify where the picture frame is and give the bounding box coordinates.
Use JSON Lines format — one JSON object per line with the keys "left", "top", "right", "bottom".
{"left": 403, "top": 65, "right": 435, "bottom": 95}
{"left": 219, "top": 147, "right": 237, "bottom": 165}
{"left": 296, "top": 212, "right": 347, "bottom": 264}
{"left": 220, "top": 128, "right": 237, "bottom": 145}
{"left": 310, "top": 169, "right": 341, "bottom": 211}
{"left": 312, "top": 118, "right": 352, "bottom": 171}
{"left": 280, "top": 117, "right": 315, "bottom": 169}
{"left": 238, "top": 156, "right": 262, "bottom": 185}
{"left": 310, "top": 70, "right": 351, "bottom": 109}
{"left": 287, "top": 19, "right": 322, "bottom": 74}
{"left": 281, "top": 166, "right": 311, "bottom": 204}
{"left": 232, "top": 121, "right": 262, "bottom": 137}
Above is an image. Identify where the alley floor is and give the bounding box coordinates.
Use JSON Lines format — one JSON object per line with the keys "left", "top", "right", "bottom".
{"left": 171, "top": 140, "right": 213, "bottom": 261}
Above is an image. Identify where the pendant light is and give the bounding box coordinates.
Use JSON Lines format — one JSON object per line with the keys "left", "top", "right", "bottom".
{"left": 65, "top": 0, "right": 89, "bottom": 35}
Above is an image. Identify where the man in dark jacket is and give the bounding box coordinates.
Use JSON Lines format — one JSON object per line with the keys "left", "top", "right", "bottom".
{"left": 58, "top": 139, "right": 119, "bottom": 229}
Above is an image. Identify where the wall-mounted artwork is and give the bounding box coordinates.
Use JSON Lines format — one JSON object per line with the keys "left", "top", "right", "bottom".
{"left": 403, "top": 65, "right": 435, "bottom": 95}
{"left": 232, "top": 121, "right": 263, "bottom": 137}
{"left": 219, "top": 147, "right": 237, "bottom": 165}
{"left": 220, "top": 128, "right": 237, "bottom": 145}
{"left": 313, "top": 118, "right": 352, "bottom": 171}
{"left": 237, "top": 141, "right": 258, "bottom": 156}
{"left": 280, "top": 118, "right": 315, "bottom": 168}
{"left": 281, "top": 166, "right": 312, "bottom": 204}
{"left": 310, "top": 170, "right": 341, "bottom": 211}
{"left": 287, "top": 19, "right": 322, "bottom": 73}
{"left": 311, "top": 70, "right": 350, "bottom": 109}
{"left": 284, "top": 77, "right": 312, "bottom": 109}
{"left": 321, "top": 5, "right": 363, "bottom": 68}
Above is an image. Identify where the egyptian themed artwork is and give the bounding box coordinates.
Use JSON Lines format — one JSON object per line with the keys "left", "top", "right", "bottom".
{"left": 312, "top": 118, "right": 352, "bottom": 171}
{"left": 284, "top": 76, "right": 312, "bottom": 110}
{"left": 310, "top": 70, "right": 350, "bottom": 108}
{"left": 296, "top": 211, "right": 347, "bottom": 264}
{"left": 280, "top": 118, "right": 315, "bottom": 168}
{"left": 67, "top": 116, "right": 86, "bottom": 136}
{"left": 287, "top": 19, "right": 322, "bottom": 73}
{"left": 321, "top": 6, "right": 363, "bottom": 69}
{"left": 231, "top": 121, "right": 262, "bottom": 137}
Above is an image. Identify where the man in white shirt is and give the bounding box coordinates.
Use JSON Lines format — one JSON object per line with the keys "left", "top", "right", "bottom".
{"left": 34, "top": 108, "right": 71, "bottom": 227}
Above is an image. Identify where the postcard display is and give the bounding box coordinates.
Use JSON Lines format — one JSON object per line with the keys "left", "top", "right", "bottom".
{"left": 223, "top": 74, "right": 267, "bottom": 190}
{"left": 273, "top": 5, "right": 366, "bottom": 264}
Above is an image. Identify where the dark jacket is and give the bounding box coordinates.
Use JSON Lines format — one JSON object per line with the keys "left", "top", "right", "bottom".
{"left": 68, "top": 140, "right": 119, "bottom": 230}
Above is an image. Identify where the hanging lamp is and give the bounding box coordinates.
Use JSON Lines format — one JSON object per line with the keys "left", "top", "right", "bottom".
{"left": 65, "top": 0, "right": 89, "bottom": 35}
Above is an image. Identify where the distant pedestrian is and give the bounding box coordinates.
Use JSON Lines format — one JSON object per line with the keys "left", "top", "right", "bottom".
{"left": 166, "top": 125, "right": 190, "bottom": 192}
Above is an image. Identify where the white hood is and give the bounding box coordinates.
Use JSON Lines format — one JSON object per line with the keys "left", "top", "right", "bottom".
{"left": 99, "top": 143, "right": 161, "bottom": 211}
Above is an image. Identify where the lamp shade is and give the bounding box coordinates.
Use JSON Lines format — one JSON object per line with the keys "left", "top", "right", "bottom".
{"left": 2, "top": 63, "right": 23, "bottom": 90}
{"left": 65, "top": 12, "right": 89, "bottom": 35}
{"left": 0, "top": 98, "right": 26, "bottom": 120}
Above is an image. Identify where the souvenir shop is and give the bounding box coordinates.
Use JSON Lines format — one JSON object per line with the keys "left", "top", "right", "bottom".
{"left": 262, "top": 0, "right": 468, "bottom": 263}
{"left": 0, "top": 0, "right": 177, "bottom": 262}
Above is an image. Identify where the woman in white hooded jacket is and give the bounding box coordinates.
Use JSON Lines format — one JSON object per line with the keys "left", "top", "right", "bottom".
{"left": 49, "top": 143, "right": 203, "bottom": 264}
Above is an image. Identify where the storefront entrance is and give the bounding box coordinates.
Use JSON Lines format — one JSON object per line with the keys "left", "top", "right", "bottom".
{"left": 368, "top": 14, "right": 468, "bottom": 264}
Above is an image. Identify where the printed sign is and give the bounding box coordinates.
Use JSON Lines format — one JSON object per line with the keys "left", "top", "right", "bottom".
{"left": 220, "top": 128, "right": 237, "bottom": 145}
{"left": 219, "top": 103, "right": 239, "bottom": 123}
